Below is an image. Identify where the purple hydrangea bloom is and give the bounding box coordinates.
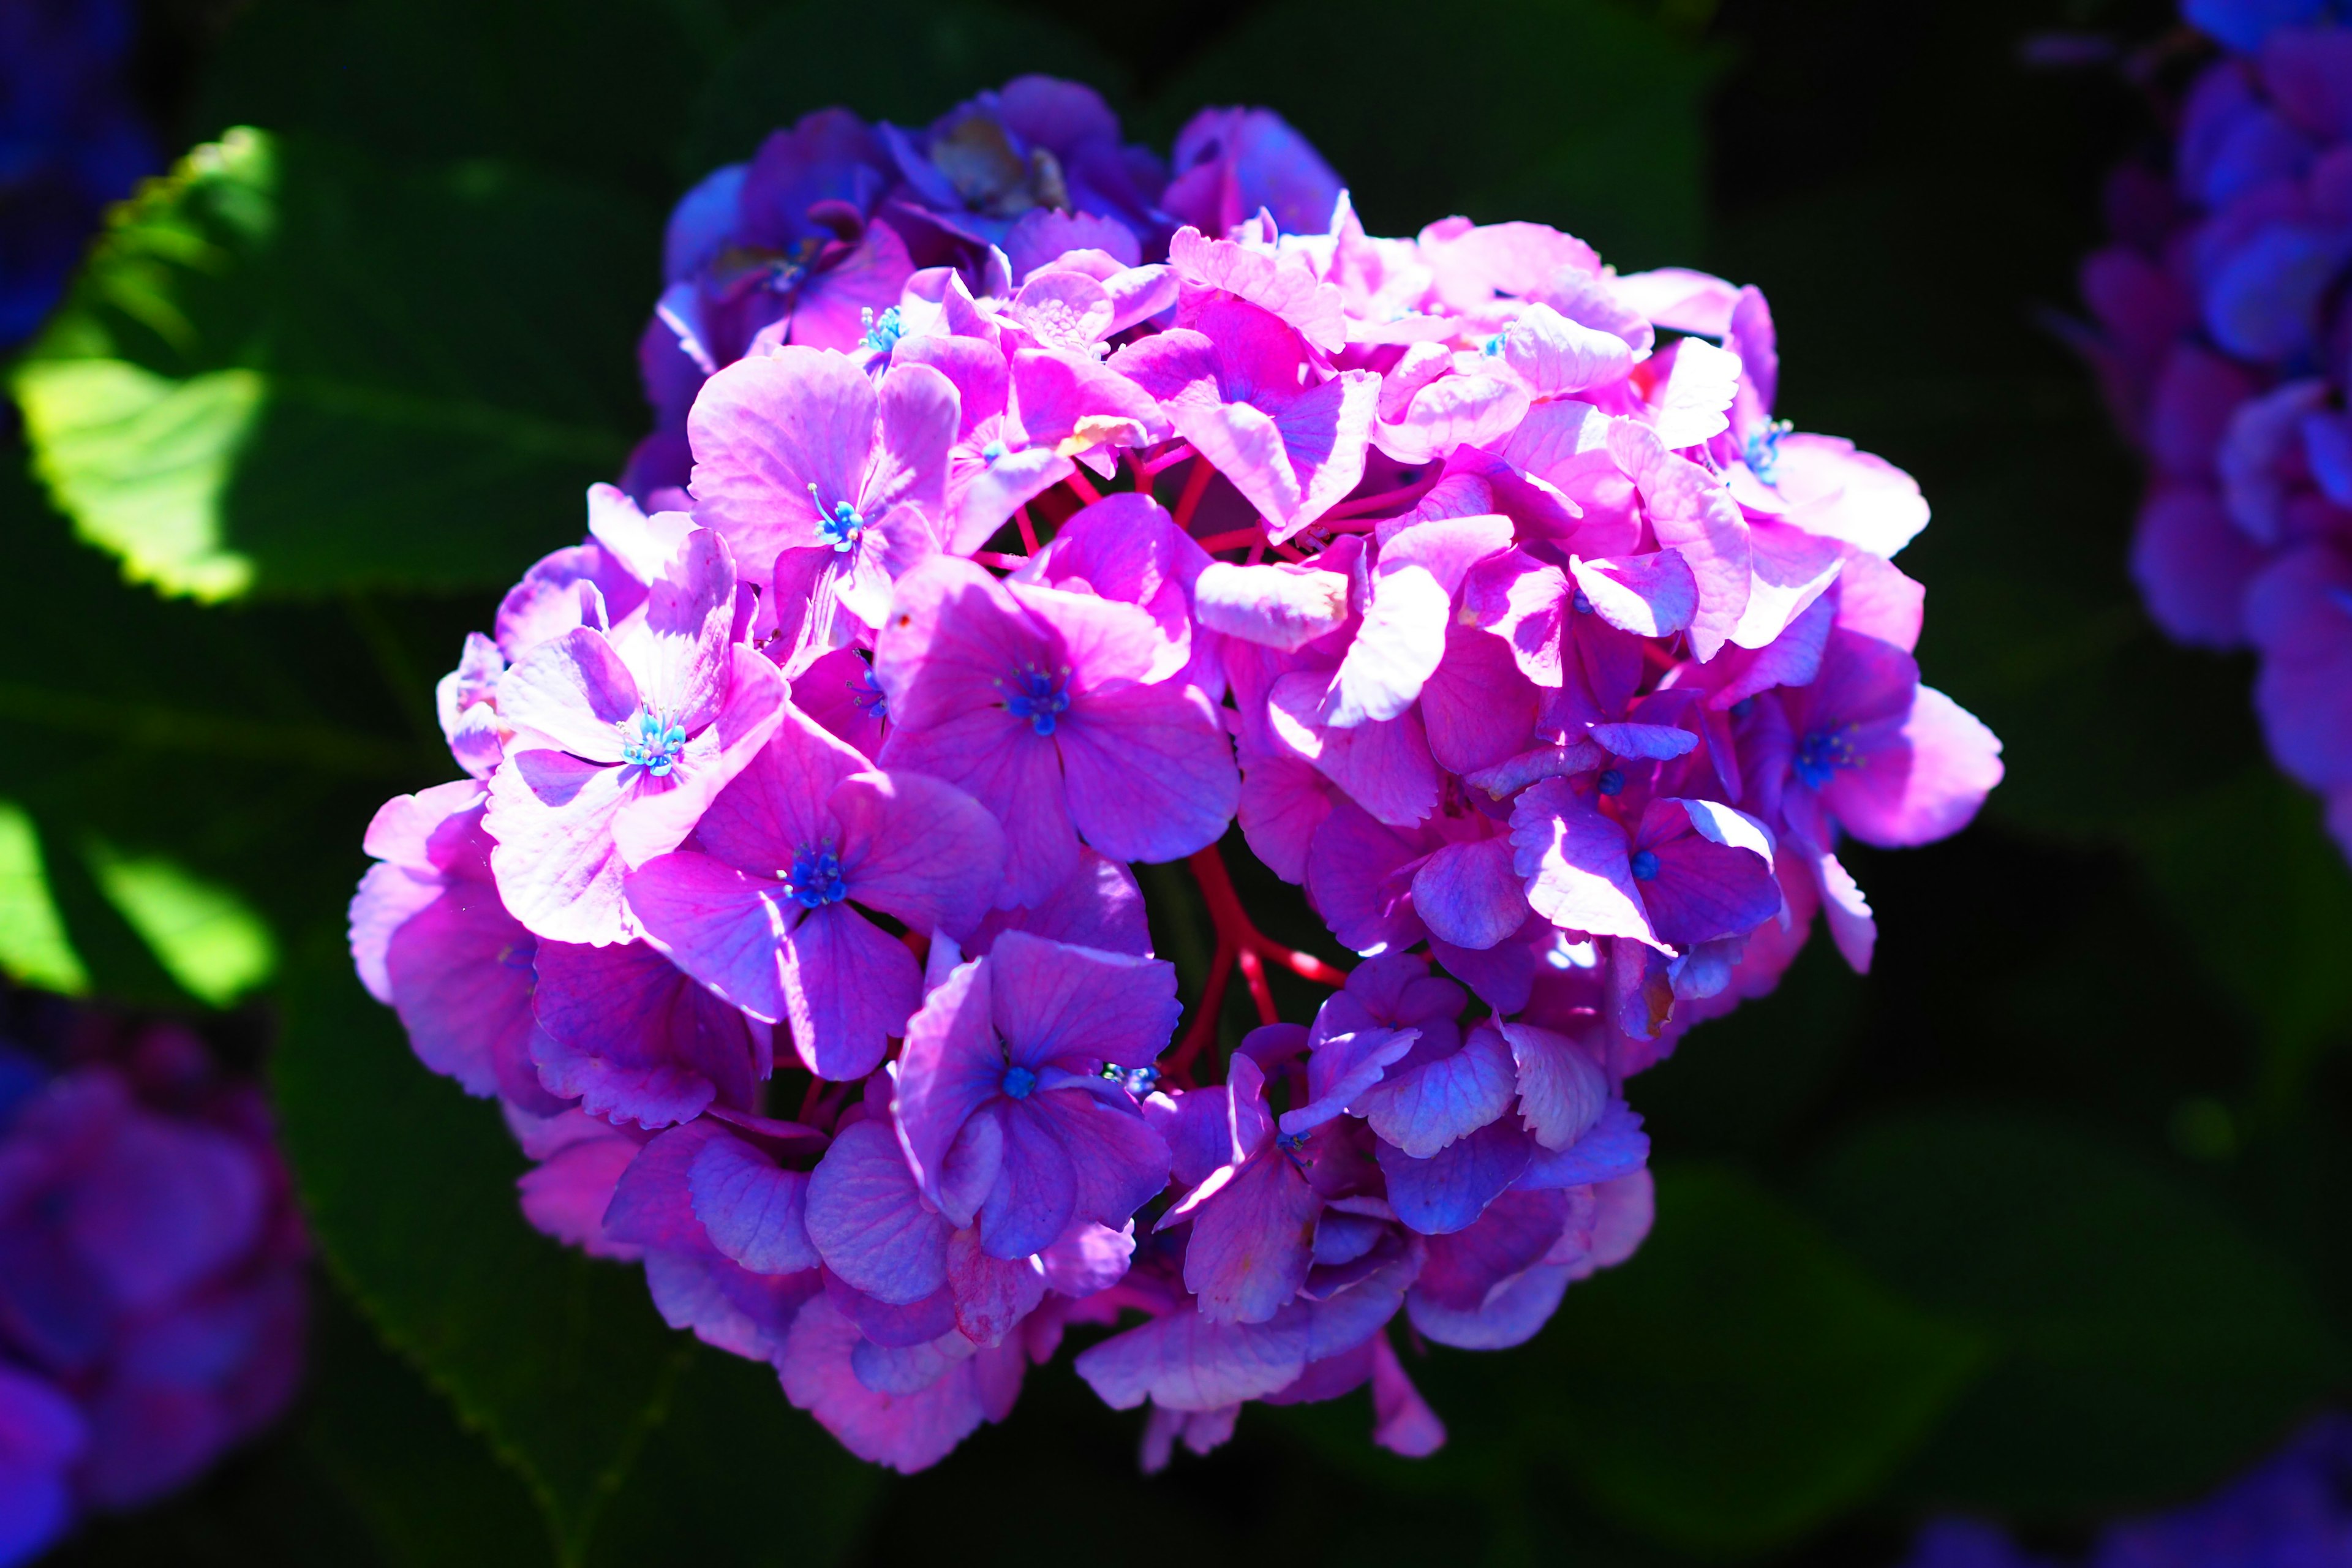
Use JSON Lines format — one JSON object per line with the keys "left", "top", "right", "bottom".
{"left": 1902, "top": 1412, "right": 2352, "bottom": 1568}
{"left": 2076, "top": 7, "right": 2352, "bottom": 854}
{"left": 354, "top": 75, "right": 1997, "bottom": 1477}
{"left": 0, "top": 1008, "right": 306, "bottom": 1564}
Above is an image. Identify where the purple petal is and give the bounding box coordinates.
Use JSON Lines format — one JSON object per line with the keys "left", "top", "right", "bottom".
{"left": 1501, "top": 1022, "right": 1608, "bottom": 1151}
{"left": 1377, "top": 1118, "right": 1533, "bottom": 1235}
{"left": 1508, "top": 780, "right": 1657, "bottom": 948}
{"left": 1357, "top": 1023, "right": 1517, "bottom": 1159}
{"left": 778, "top": 902, "right": 921, "bottom": 1081}
{"left": 1059, "top": 682, "right": 1239, "bottom": 865}
{"left": 986, "top": 929, "right": 1179, "bottom": 1072}
{"left": 805, "top": 1120, "right": 951, "bottom": 1305}
{"left": 948, "top": 1227, "right": 1045, "bottom": 1346}
{"left": 1072, "top": 1306, "right": 1311, "bottom": 1412}
{"left": 1515, "top": 1100, "right": 1649, "bottom": 1190}
{"left": 892, "top": 957, "right": 1004, "bottom": 1201}
{"left": 625, "top": 851, "right": 786, "bottom": 1023}
{"left": 980, "top": 1103, "right": 1077, "bottom": 1260}
{"left": 779, "top": 1296, "right": 985, "bottom": 1473}
{"left": 1182, "top": 1148, "right": 1321, "bottom": 1324}
{"left": 688, "top": 347, "right": 877, "bottom": 583}
{"left": 1411, "top": 837, "right": 1526, "bottom": 951}
{"left": 688, "top": 1129, "right": 818, "bottom": 1275}
{"left": 532, "top": 940, "right": 769, "bottom": 1126}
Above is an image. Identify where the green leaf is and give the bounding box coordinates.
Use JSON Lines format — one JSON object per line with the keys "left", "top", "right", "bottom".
{"left": 0, "top": 798, "right": 90, "bottom": 993}
{"left": 80, "top": 837, "right": 277, "bottom": 1005}
{"left": 13, "top": 127, "right": 657, "bottom": 600}
{"left": 1148, "top": 0, "right": 1723, "bottom": 268}
{"left": 2120, "top": 768, "right": 2352, "bottom": 1098}
{"left": 272, "top": 932, "right": 882, "bottom": 1564}
{"left": 1806, "top": 1109, "right": 2346, "bottom": 1512}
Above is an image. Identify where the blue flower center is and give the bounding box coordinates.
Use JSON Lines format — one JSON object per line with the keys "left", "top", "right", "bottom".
{"left": 1793, "top": 725, "right": 1856, "bottom": 791}
{"left": 860, "top": 305, "right": 903, "bottom": 353}
{"left": 807, "top": 484, "right": 867, "bottom": 552}
{"left": 619, "top": 709, "right": 690, "bottom": 775}
{"left": 1572, "top": 588, "right": 1594, "bottom": 615}
{"left": 1480, "top": 332, "right": 1506, "bottom": 357}
{"left": 1743, "top": 419, "right": 1793, "bottom": 484}
{"left": 1629, "top": 848, "right": 1661, "bottom": 881}
{"left": 1275, "top": 1129, "right": 1310, "bottom": 1157}
{"left": 1596, "top": 767, "right": 1625, "bottom": 797}
{"left": 782, "top": 845, "right": 847, "bottom": 909}
{"left": 1101, "top": 1062, "right": 1159, "bottom": 1096}
{"left": 851, "top": 663, "right": 889, "bottom": 720}
{"left": 1730, "top": 696, "right": 1755, "bottom": 720}
{"left": 1000, "top": 666, "right": 1072, "bottom": 736}
{"left": 981, "top": 439, "right": 1006, "bottom": 461}
{"left": 1001, "top": 1064, "right": 1039, "bottom": 1100}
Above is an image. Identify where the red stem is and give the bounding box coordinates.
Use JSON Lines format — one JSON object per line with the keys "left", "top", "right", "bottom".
{"left": 1164, "top": 844, "right": 1350, "bottom": 1086}
{"left": 972, "top": 549, "right": 1028, "bottom": 570}
{"left": 1015, "top": 505, "right": 1041, "bottom": 555}
{"left": 1193, "top": 526, "right": 1267, "bottom": 553}
{"left": 1140, "top": 442, "right": 1198, "bottom": 477}
{"left": 1066, "top": 467, "right": 1102, "bottom": 505}
{"left": 1321, "top": 472, "right": 1444, "bottom": 522}
{"left": 1170, "top": 458, "right": 1217, "bottom": 532}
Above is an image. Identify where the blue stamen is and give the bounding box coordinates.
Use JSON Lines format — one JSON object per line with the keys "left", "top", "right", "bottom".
{"left": 807, "top": 484, "right": 866, "bottom": 552}
{"left": 1730, "top": 697, "right": 1755, "bottom": 720}
{"left": 999, "top": 665, "right": 1072, "bottom": 736}
{"left": 1629, "top": 848, "right": 1661, "bottom": 881}
{"left": 1481, "top": 332, "right": 1507, "bottom": 357}
{"left": 1793, "top": 725, "right": 1856, "bottom": 791}
{"left": 1275, "top": 1129, "right": 1310, "bottom": 1156}
{"left": 859, "top": 305, "right": 903, "bottom": 353}
{"left": 851, "top": 663, "right": 889, "bottom": 720}
{"left": 1596, "top": 767, "right": 1625, "bottom": 797}
{"left": 1572, "top": 589, "right": 1594, "bottom": 615}
{"left": 981, "top": 440, "right": 1006, "bottom": 461}
{"left": 618, "top": 708, "right": 690, "bottom": 775}
{"left": 1001, "top": 1064, "right": 1038, "bottom": 1100}
{"left": 1743, "top": 419, "right": 1793, "bottom": 484}
{"left": 782, "top": 845, "right": 847, "bottom": 909}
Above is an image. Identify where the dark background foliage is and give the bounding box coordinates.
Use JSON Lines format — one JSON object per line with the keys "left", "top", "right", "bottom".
{"left": 7, "top": 0, "right": 2348, "bottom": 1562}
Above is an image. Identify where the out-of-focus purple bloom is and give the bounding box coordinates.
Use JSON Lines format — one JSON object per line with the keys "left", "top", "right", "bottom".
{"left": 0, "top": 0, "right": 157, "bottom": 348}
{"left": 0, "top": 1006, "right": 306, "bottom": 1564}
{"left": 2078, "top": 9, "right": 2352, "bottom": 855}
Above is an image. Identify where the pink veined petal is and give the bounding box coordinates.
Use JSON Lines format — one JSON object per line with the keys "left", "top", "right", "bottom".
{"left": 1356, "top": 1022, "right": 1518, "bottom": 1158}
{"left": 1270, "top": 369, "right": 1382, "bottom": 539}
{"left": 1072, "top": 1304, "right": 1313, "bottom": 1412}
{"left": 1421, "top": 620, "right": 1544, "bottom": 777}
{"left": 1326, "top": 567, "right": 1449, "bottom": 728}
{"left": 948, "top": 445, "right": 1076, "bottom": 556}
{"left": 1728, "top": 519, "right": 1846, "bottom": 652}
{"left": 625, "top": 851, "right": 790, "bottom": 1022}
{"left": 1770, "top": 435, "right": 1930, "bottom": 559}
{"left": 1267, "top": 673, "right": 1440, "bottom": 827}
{"left": 1508, "top": 780, "right": 1659, "bottom": 948}
{"left": 831, "top": 770, "right": 1005, "bottom": 937}
{"left": 380, "top": 875, "right": 535, "bottom": 1098}
{"left": 1184, "top": 1148, "right": 1321, "bottom": 1325}
{"left": 533, "top": 940, "right": 767, "bottom": 1126}
{"left": 948, "top": 1227, "right": 1046, "bottom": 1348}
{"left": 688, "top": 347, "right": 878, "bottom": 582}
{"left": 688, "top": 1133, "right": 818, "bottom": 1275}
{"left": 1372, "top": 374, "right": 1531, "bottom": 467}
{"left": 805, "top": 1120, "right": 952, "bottom": 1305}
{"left": 611, "top": 647, "right": 789, "bottom": 870}
{"left": 1058, "top": 682, "right": 1240, "bottom": 867}
{"left": 1171, "top": 396, "right": 1304, "bottom": 530}
{"left": 517, "top": 1134, "right": 643, "bottom": 1261}
{"left": 779, "top": 1296, "right": 985, "bottom": 1474}
{"left": 1648, "top": 337, "right": 1742, "bottom": 449}
{"left": 497, "top": 627, "right": 638, "bottom": 763}
{"left": 881, "top": 706, "right": 1077, "bottom": 911}
{"left": 778, "top": 902, "right": 923, "bottom": 1081}
{"left": 862, "top": 360, "right": 959, "bottom": 521}
{"left": 1409, "top": 838, "right": 1526, "bottom": 951}
{"left": 1168, "top": 226, "right": 1348, "bottom": 351}
{"left": 1812, "top": 842, "right": 1877, "bottom": 973}
{"left": 1376, "top": 1118, "right": 1533, "bottom": 1235}
{"left": 872, "top": 556, "right": 1049, "bottom": 734}
{"left": 1502, "top": 301, "right": 1636, "bottom": 396}
{"left": 1570, "top": 551, "right": 1698, "bottom": 638}
{"left": 1822, "top": 685, "right": 2005, "bottom": 848}
{"left": 1004, "top": 579, "right": 1170, "bottom": 690}
{"left": 632, "top": 527, "right": 739, "bottom": 733}
{"left": 986, "top": 929, "right": 1180, "bottom": 1072}
{"left": 1608, "top": 420, "right": 1752, "bottom": 662}
{"left": 1499, "top": 1023, "right": 1608, "bottom": 1151}
{"left": 485, "top": 748, "right": 635, "bottom": 945}
{"left": 1193, "top": 561, "right": 1352, "bottom": 651}
{"left": 691, "top": 702, "right": 867, "bottom": 876}
{"left": 1238, "top": 743, "right": 1336, "bottom": 883}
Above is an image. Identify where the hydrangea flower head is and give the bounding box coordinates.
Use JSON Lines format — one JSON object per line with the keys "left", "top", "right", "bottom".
{"left": 353, "top": 77, "right": 1998, "bottom": 1476}
{"left": 2075, "top": 3, "right": 2352, "bottom": 854}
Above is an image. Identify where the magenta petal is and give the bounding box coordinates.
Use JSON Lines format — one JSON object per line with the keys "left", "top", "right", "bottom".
{"left": 1268, "top": 674, "right": 1439, "bottom": 827}
{"left": 867, "top": 360, "right": 959, "bottom": 519}
{"left": 695, "top": 704, "right": 867, "bottom": 873}
{"left": 1406, "top": 1262, "right": 1571, "bottom": 1351}
{"left": 830, "top": 771, "right": 1004, "bottom": 937}
{"left": 1183, "top": 1148, "right": 1320, "bottom": 1324}
{"left": 1635, "top": 800, "right": 1782, "bottom": 949}
{"left": 1072, "top": 1305, "right": 1311, "bottom": 1411}
{"left": 980, "top": 1104, "right": 1077, "bottom": 1260}
{"left": 609, "top": 647, "right": 788, "bottom": 869}
{"left": 1357, "top": 1022, "right": 1517, "bottom": 1158}
{"left": 805, "top": 1120, "right": 951, "bottom": 1305}
{"left": 947, "top": 1227, "right": 1044, "bottom": 1347}
{"left": 1412, "top": 1188, "right": 1570, "bottom": 1311}
{"left": 987, "top": 929, "right": 1179, "bottom": 1071}
{"left": 486, "top": 749, "right": 634, "bottom": 943}
{"left": 517, "top": 1134, "right": 643, "bottom": 1261}
{"left": 688, "top": 347, "right": 877, "bottom": 581}
{"left": 1509, "top": 780, "right": 1657, "bottom": 948}
{"left": 1608, "top": 420, "right": 1751, "bottom": 661}
{"left": 1822, "top": 687, "right": 2006, "bottom": 848}
{"left": 1377, "top": 1118, "right": 1534, "bottom": 1234}
{"left": 533, "top": 940, "right": 767, "bottom": 1127}
{"left": 688, "top": 1132, "right": 817, "bottom": 1275}
{"left": 625, "top": 851, "right": 788, "bottom": 1023}
{"left": 496, "top": 627, "right": 638, "bottom": 763}
{"left": 779, "top": 1296, "right": 984, "bottom": 1474}
{"left": 1174, "top": 396, "right": 1303, "bottom": 529}
{"left": 1570, "top": 551, "right": 1697, "bottom": 638}
{"left": 1369, "top": 1332, "right": 1447, "bottom": 1456}
{"left": 381, "top": 880, "right": 535, "bottom": 1099}
{"left": 778, "top": 902, "right": 921, "bottom": 1080}
{"left": 1499, "top": 1023, "right": 1608, "bottom": 1152}
{"left": 1059, "top": 682, "right": 1239, "bottom": 865}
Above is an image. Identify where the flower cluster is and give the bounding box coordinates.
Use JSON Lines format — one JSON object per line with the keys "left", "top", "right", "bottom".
{"left": 352, "top": 78, "right": 2002, "bottom": 1474}
{"left": 1903, "top": 1412, "right": 2352, "bottom": 1568}
{"left": 2075, "top": 4, "right": 2352, "bottom": 852}
{"left": 0, "top": 0, "right": 156, "bottom": 347}
{"left": 0, "top": 998, "right": 307, "bottom": 1567}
